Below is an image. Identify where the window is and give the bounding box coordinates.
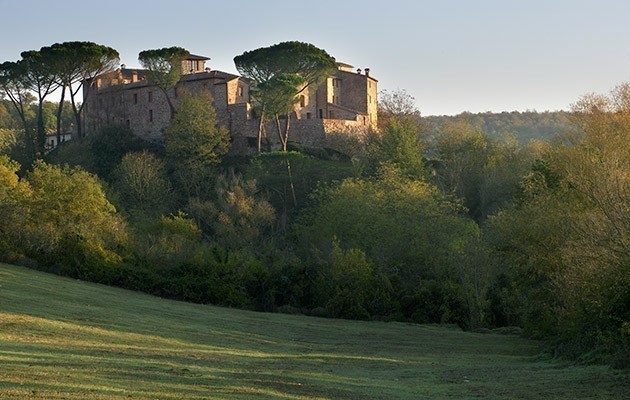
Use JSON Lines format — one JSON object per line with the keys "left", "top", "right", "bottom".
{"left": 148, "top": 91, "right": 153, "bottom": 103}
{"left": 299, "top": 95, "right": 305, "bottom": 107}
{"left": 329, "top": 110, "right": 334, "bottom": 119}
{"left": 238, "top": 87, "right": 243, "bottom": 97}
{"left": 149, "top": 109, "right": 153, "bottom": 122}
{"left": 319, "top": 109, "right": 323, "bottom": 119}
{"left": 185, "top": 60, "right": 199, "bottom": 73}
{"left": 368, "top": 95, "right": 372, "bottom": 104}
{"left": 133, "top": 93, "right": 138, "bottom": 104}
{"left": 306, "top": 112, "right": 312, "bottom": 119}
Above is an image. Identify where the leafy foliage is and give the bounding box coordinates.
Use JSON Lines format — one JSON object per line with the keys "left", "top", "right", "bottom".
{"left": 187, "top": 170, "right": 275, "bottom": 251}
{"left": 114, "top": 151, "right": 173, "bottom": 216}
{"left": 138, "top": 46, "right": 189, "bottom": 117}
{"left": 42, "top": 41, "right": 119, "bottom": 138}
{"left": 424, "top": 110, "right": 575, "bottom": 143}
{"left": 138, "top": 46, "right": 189, "bottom": 90}
{"left": 365, "top": 118, "right": 426, "bottom": 179}
{"left": 165, "top": 90, "right": 230, "bottom": 182}
{"left": 2, "top": 39, "right": 627, "bottom": 367}
{"left": 295, "top": 165, "right": 478, "bottom": 324}
{"left": 234, "top": 41, "right": 336, "bottom": 87}
{"left": 0, "top": 159, "right": 127, "bottom": 274}
{"left": 234, "top": 41, "right": 336, "bottom": 151}
{"left": 484, "top": 83, "right": 630, "bottom": 362}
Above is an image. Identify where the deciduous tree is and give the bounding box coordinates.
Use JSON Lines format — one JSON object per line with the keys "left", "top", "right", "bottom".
{"left": 164, "top": 90, "right": 230, "bottom": 197}
{"left": 378, "top": 88, "right": 421, "bottom": 128}
{"left": 295, "top": 165, "right": 478, "bottom": 324}
{"left": 114, "top": 151, "right": 173, "bottom": 216}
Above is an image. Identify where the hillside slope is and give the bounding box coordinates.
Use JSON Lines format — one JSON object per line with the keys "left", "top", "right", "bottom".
{"left": 0, "top": 263, "right": 627, "bottom": 399}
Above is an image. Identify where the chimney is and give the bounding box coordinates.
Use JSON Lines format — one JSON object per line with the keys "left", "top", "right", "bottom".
{"left": 205, "top": 67, "right": 211, "bottom": 73}
{"left": 357, "top": 68, "right": 362, "bottom": 75}
{"left": 364, "top": 68, "right": 370, "bottom": 77}
{"left": 121, "top": 64, "right": 126, "bottom": 69}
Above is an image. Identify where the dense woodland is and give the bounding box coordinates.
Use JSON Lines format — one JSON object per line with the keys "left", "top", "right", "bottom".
{"left": 424, "top": 109, "right": 574, "bottom": 143}
{"left": 1, "top": 43, "right": 628, "bottom": 369}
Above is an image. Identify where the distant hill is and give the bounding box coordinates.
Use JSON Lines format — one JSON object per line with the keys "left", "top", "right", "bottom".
{"left": 423, "top": 110, "right": 576, "bottom": 142}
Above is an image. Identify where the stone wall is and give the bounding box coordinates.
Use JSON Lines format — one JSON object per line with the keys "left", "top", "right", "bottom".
{"left": 366, "top": 76, "right": 378, "bottom": 125}
{"left": 83, "top": 64, "right": 377, "bottom": 154}
{"left": 84, "top": 73, "right": 244, "bottom": 142}
{"left": 227, "top": 107, "right": 371, "bottom": 155}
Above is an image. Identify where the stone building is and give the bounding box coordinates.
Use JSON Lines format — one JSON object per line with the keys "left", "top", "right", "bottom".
{"left": 45, "top": 132, "right": 72, "bottom": 151}
{"left": 82, "top": 53, "right": 377, "bottom": 153}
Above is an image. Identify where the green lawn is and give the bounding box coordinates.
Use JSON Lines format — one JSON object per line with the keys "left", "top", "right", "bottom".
{"left": 0, "top": 263, "right": 627, "bottom": 399}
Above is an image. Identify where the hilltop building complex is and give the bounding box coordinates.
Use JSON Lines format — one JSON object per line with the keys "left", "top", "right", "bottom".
{"left": 82, "top": 53, "right": 377, "bottom": 153}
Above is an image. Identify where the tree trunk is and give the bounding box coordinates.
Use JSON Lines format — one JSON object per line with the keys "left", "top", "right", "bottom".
{"left": 161, "top": 88, "right": 176, "bottom": 119}
{"left": 283, "top": 113, "right": 290, "bottom": 152}
{"left": 4, "top": 90, "right": 28, "bottom": 135}
{"left": 55, "top": 84, "right": 66, "bottom": 147}
{"left": 286, "top": 157, "right": 297, "bottom": 207}
{"left": 274, "top": 113, "right": 291, "bottom": 152}
{"left": 273, "top": 114, "right": 296, "bottom": 204}
{"left": 36, "top": 92, "right": 45, "bottom": 158}
{"left": 257, "top": 108, "right": 265, "bottom": 154}
{"left": 275, "top": 115, "right": 286, "bottom": 151}
{"left": 69, "top": 84, "right": 83, "bottom": 139}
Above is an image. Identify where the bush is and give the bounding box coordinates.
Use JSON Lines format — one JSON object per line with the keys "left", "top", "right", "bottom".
{"left": 294, "top": 166, "right": 478, "bottom": 324}
{"left": 114, "top": 151, "right": 174, "bottom": 216}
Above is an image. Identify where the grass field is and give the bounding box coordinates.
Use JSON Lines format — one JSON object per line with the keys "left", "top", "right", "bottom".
{"left": 0, "top": 263, "right": 627, "bottom": 399}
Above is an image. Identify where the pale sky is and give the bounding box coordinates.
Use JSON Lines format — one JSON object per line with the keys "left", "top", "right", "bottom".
{"left": 1, "top": 0, "right": 628, "bottom": 116}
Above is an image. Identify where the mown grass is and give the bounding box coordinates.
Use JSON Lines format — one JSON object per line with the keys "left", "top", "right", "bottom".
{"left": 0, "top": 262, "right": 627, "bottom": 399}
